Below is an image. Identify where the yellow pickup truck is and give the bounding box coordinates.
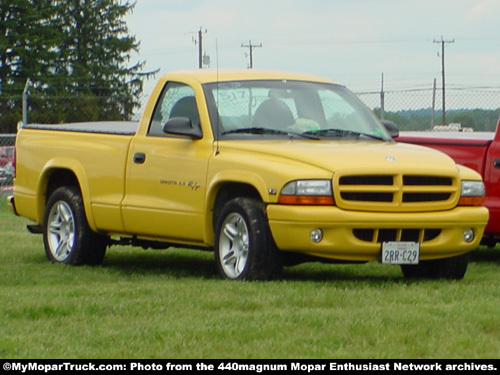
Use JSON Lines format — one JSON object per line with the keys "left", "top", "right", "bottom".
{"left": 8, "top": 70, "right": 488, "bottom": 280}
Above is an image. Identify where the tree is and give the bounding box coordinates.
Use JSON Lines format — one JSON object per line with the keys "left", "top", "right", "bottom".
{"left": 0, "top": 0, "right": 156, "bottom": 132}
{"left": 449, "top": 112, "right": 476, "bottom": 129}
{"left": 54, "top": 0, "right": 157, "bottom": 121}
{"left": 0, "top": 0, "right": 63, "bottom": 131}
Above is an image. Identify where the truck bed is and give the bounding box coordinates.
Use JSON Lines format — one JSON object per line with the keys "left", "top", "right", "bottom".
{"left": 397, "top": 131, "right": 494, "bottom": 146}
{"left": 396, "top": 131, "right": 494, "bottom": 173}
{"left": 24, "top": 121, "right": 139, "bottom": 135}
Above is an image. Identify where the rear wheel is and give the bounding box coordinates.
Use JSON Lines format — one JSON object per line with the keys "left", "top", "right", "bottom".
{"left": 214, "top": 197, "right": 281, "bottom": 280}
{"left": 43, "top": 186, "right": 107, "bottom": 265}
{"left": 401, "top": 253, "right": 470, "bottom": 280}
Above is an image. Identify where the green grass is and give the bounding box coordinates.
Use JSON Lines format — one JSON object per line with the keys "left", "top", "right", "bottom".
{"left": 1, "top": 196, "right": 499, "bottom": 359}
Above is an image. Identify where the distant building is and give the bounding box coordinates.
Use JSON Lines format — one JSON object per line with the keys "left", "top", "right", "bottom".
{"left": 432, "top": 123, "right": 474, "bottom": 132}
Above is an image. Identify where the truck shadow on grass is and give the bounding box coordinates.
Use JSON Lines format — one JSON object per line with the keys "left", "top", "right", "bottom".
{"left": 102, "top": 248, "right": 218, "bottom": 279}
{"left": 30, "top": 246, "right": 499, "bottom": 283}
{"left": 470, "top": 247, "right": 500, "bottom": 263}
{"left": 25, "top": 248, "right": 397, "bottom": 282}
{"left": 97, "top": 248, "right": 418, "bottom": 283}
{"left": 94, "top": 246, "right": 500, "bottom": 283}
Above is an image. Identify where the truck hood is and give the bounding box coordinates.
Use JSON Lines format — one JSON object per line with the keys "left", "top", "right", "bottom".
{"left": 220, "top": 140, "right": 459, "bottom": 176}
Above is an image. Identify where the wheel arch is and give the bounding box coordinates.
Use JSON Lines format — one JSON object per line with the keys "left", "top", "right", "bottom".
{"left": 37, "top": 159, "right": 97, "bottom": 231}
{"left": 204, "top": 176, "right": 268, "bottom": 246}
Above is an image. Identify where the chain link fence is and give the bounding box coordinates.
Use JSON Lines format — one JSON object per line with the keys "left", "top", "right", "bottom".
{"left": 1, "top": 87, "right": 500, "bottom": 143}
{"left": 357, "top": 88, "right": 500, "bottom": 131}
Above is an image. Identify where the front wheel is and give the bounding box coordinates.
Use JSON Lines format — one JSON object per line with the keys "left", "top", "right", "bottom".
{"left": 43, "top": 186, "right": 107, "bottom": 265}
{"left": 401, "top": 253, "right": 470, "bottom": 280}
{"left": 214, "top": 197, "right": 281, "bottom": 280}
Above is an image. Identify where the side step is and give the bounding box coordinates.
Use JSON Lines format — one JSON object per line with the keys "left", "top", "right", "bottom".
{"left": 26, "top": 224, "right": 43, "bottom": 234}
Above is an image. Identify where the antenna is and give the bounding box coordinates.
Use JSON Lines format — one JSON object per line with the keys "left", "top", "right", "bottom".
{"left": 215, "top": 39, "right": 220, "bottom": 156}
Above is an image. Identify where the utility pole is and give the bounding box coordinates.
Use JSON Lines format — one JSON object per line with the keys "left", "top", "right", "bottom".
{"left": 241, "top": 40, "right": 262, "bottom": 69}
{"left": 192, "top": 27, "right": 207, "bottom": 69}
{"left": 433, "top": 37, "right": 454, "bottom": 125}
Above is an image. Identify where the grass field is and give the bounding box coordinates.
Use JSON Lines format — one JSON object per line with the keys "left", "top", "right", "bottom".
{"left": 1, "top": 196, "right": 499, "bottom": 359}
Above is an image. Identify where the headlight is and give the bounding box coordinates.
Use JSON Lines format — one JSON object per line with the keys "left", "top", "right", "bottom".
{"left": 459, "top": 180, "right": 485, "bottom": 206}
{"left": 278, "top": 180, "right": 334, "bottom": 205}
{"left": 461, "top": 180, "right": 485, "bottom": 196}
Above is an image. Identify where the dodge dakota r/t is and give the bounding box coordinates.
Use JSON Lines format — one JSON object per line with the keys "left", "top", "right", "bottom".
{"left": 7, "top": 70, "right": 488, "bottom": 280}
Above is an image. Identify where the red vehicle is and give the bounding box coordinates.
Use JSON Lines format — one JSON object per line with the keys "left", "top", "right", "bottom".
{"left": 0, "top": 146, "right": 15, "bottom": 187}
{"left": 0, "top": 146, "right": 15, "bottom": 168}
{"left": 396, "top": 118, "right": 500, "bottom": 247}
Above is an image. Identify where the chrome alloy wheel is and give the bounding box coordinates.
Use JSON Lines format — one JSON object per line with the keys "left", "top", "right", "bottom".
{"left": 218, "top": 212, "right": 250, "bottom": 279}
{"left": 46, "top": 200, "right": 76, "bottom": 262}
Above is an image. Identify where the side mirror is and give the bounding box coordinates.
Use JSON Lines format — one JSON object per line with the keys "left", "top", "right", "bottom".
{"left": 381, "top": 120, "right": 399, "bottom": 138}
{"left": 163, "top": 117, "right": 203, "bottom": 139}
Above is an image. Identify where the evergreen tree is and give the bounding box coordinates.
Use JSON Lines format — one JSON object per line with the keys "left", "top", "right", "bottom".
{"left": 0, "top": 0, "right": 156, "bottom": 131}
{"left": 55, "top": 0, "right": 156, "bottom": 121}
{"left": 0, "top": 0, "right": 63, "bottom": 130}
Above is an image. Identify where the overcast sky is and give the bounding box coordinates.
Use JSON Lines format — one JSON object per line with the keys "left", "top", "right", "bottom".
{"left": 126, "top": 0, "right": 500, "bottom": 94}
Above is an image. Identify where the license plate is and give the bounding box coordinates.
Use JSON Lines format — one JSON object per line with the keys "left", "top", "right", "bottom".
{"left": 381, "top": 242, "right": 420, "bottom": 265}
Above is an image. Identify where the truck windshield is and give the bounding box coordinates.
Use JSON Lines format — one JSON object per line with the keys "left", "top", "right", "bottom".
{"left": 204, "top": 80, "right": 391, "bottom": 141}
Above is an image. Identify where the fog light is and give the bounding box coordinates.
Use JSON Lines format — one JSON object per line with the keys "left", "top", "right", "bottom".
{"left": 310, "top": 229, "right": 323, "bottom": 243}
{"left": 463, "top": 228, "right": 475, "bottom": 243}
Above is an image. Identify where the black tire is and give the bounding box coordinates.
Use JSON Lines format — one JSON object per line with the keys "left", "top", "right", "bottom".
{"left": 43, "top": 186, "right": 107, "bottom": 265}
{"left": 214, "top": 197, "right": 282, "bottom": 280}
{"left": 401, "top": 253, "right": 470, "bottom": 280}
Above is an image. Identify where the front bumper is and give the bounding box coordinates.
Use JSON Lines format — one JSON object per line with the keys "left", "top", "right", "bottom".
{"left": 267, "top": 205, "right": 489, "bottom": 262}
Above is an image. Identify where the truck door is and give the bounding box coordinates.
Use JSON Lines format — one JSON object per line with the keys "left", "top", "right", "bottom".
{"left": 122, "top": 82, "right": 211, "bottom": 244}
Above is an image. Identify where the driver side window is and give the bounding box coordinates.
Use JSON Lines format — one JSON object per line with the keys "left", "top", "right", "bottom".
{"left": 148, "top": 82, "right": 199, "bottom": 137}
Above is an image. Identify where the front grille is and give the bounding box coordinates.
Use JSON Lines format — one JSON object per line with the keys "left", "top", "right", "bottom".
{"left": 402, "top": 193, "right": 450, "bottom": 202}
{"left": 340, "top": 175, "right": 393, "bottom": 186}
{"left": 341, "top": 192, "right": 393, "bottom": 202}
{"left": 353, "top": 228, "right": 441, "bottom": 243}
{"left": 335, "top": 173, "right": 459, "bottom": 212}
{"left": 403, "top": 176, "right": 452, "bottom": 186}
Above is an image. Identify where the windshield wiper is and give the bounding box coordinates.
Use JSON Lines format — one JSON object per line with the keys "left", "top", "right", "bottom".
{"left": 303, "top": 128, "right": 387, "bottom": 141}
{"left": 222, "top": 127, "right": 319, "bottom": 139}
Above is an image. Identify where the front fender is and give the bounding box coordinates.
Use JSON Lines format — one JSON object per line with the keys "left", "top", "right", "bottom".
{"left": 203, "top": 170, "right": 270, "bottom": 245}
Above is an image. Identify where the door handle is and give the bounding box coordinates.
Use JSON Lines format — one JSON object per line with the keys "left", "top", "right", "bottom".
{"left": 133, "top": 152, "right": 146, "bottom": 164}
{"left": 494, "top": 159, "right": 500, "bottom": 169}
